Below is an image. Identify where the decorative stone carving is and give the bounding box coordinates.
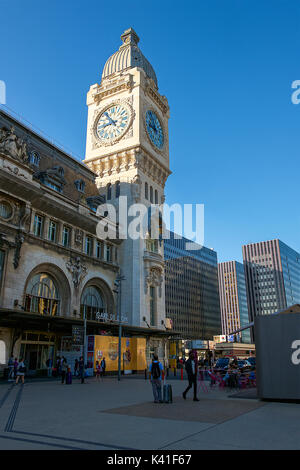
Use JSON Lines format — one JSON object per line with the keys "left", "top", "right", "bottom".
{"left": 145, "top": 267, "right": 163, "bottom": 297}
{"left": 0, "top": 127, "right": 28, "bottom": 163}
{"left": 13, "top": 232, "right": 24, "bottom": 269}
{"left": 74, "top": 229, "right": 83, "bottom": 247}
{"left": 66, "top": 256, "right": 87, "bottom": 289}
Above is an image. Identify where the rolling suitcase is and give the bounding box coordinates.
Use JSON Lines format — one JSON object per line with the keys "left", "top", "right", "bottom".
{"left": 163, "top": 383, "right": 173, "bottom": 403}
{"left": 66, "top": 371, "right": 72, "bottom": 385}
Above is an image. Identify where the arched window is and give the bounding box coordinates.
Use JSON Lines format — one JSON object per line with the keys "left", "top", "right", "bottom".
{"left": 25, "top": 273, "right": 60, "bottom": 316}
{"left": 155, "top": 190, "right": 158, "bottom": 205}
{"left": 107, "top": 183, "right": 112, "bottom": 200}
{"left": 80, "top": 285, "right": 106, "bottom": 321}
{"left": 150, "top": 186, "right": 153, "bottom": 203}
{"left": 115, "top": 181, "right": 120, "bottom": 198}
{"left": 145, "top": 182, "right": 148, "bottom": 200}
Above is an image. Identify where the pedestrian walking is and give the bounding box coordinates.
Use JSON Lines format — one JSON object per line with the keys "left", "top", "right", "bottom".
{"left": 15, "top": 359, "right": 26, "bottom": 385}
{"left": 149, "top": 354, "right": 164, "bottom": 403}
{"left": 56, "top": 356, "right": 61, "bottom": 377}
{"left": 61, "top": 357, "right": 67, "bottom": 384}
{"left": 46, "top": 357, "right": 53, "bottom": 377}
{"left": 74, "top": 358, "right": 79, "bottom": 377}
{"left": 79, "top": 356, "right": 85, "bottom": 384}
{"left": 182, "top": 351, "right": 199, "bottom": 401}
{"left": 8, "top": 354, "right": 14, "bottom": 382}
{"left": 66, "top": 366, "right": 72, "bottom": 385}
{"left": 95, "top": 361, "right": 103, "bottom": 381}
{"left": 100, "top": 357, "right": 106, "bottom": 377}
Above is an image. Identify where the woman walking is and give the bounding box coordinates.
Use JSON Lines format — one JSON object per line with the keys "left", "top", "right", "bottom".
{"left": 15, "top": 359, "right": 26, "bottom": 385}
{"left": 61, "top": 357, "right": 67, "bottom": 384}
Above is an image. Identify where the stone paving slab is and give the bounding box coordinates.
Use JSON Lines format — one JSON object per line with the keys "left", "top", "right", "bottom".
{"left": 102, "top": 395, "right": 265, "bottom": 424}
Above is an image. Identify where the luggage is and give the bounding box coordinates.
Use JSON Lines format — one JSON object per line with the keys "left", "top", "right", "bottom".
{"left": 163, "top": 384, "right": 173, "bottom": 403}
{"left": 66, "top": 372, "right": 72, "bottom": 385}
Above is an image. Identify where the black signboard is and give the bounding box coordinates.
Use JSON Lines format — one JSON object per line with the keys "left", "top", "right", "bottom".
{"left": 72, "top": 325, "right": 84, "bottom": 345}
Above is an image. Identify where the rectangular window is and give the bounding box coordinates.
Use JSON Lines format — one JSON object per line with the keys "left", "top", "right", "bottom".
{"left": 96, "top": 241, "right": 103, "bottom": 259}
{"left": 150, "top": 286, "right": 156, "bottom": 326}
{"left": 0, "top": 250, "right": 5, "bottom": 287}
{"left": 48, "top": 220, "right": 57, "bottom": 242}
{"left": 62, "top": 226, "right": 71, "bottom": 247}
{"left": 85, "top": 236, "right": 93, "bottom": 256}
{"left": 33, "top": 214, "right": 44, "bottom": 237}
{"left": 105, "top": 244, "right": 112, "bottom": 262}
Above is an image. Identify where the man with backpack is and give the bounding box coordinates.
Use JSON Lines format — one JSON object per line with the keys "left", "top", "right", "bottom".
{"left": 149, "top": 354, "right": 164, "bottom": 403}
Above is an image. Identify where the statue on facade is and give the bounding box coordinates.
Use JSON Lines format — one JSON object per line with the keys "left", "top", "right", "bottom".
{"left": 0, "top": 126, "right": 28, "bottom": 163}
{"left": 66, "top": 256, "right": 87, "bottom": 289}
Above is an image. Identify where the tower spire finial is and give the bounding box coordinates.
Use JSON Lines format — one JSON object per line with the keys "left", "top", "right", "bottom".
{"left": 120, "top": 28, "right": 140, "bottom": 47}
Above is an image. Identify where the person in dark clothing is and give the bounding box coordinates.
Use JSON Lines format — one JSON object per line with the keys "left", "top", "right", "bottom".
{"left": 100, "top": 357, "right": 106, "bottom": 377}
{"left": 61, "top": 358, "right": 67, "bottom": 384}
{"left": 183, "top": 351, "right": 199, "bottom": 401}
{"left": 74, "top": 359, "right": 79, "bottom": 377}
{"left": 79, "top": 356, "right": 85, "bottom": 384}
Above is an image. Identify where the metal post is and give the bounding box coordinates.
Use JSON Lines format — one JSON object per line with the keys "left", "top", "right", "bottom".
{"left": 117, "top": 272, "right": 123, "bottom": 382}
{"left": 83, "top": 310, "right": 87, "bottom": 368}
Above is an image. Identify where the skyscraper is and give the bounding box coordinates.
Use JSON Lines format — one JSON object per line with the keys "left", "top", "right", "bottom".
{"left": 164, "top": 232, "right": 221, "bottom": 339}
{"left": 242, "top": 239, "right": 300, "bottom": 323}
{"left": 218, "top": 261, "right": 251, "bottom": 343}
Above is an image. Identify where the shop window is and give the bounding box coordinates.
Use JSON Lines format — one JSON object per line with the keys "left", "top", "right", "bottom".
{"left": 25, "top": 273, "right": 60, "bottom": 316}
{"left": 80, "top": 286, "right": 106, "bottom": 321}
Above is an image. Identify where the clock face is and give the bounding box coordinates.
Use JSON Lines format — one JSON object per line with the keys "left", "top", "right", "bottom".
{"left": 96, "top": 104, "right": 130, "bottom": 142}
{"left": 145, "top": 110, "right": 164, "bottom": 149}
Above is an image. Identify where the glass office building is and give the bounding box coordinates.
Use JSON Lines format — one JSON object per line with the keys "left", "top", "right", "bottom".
{"left": 164, "top": 232, "right": 221, "bottom": 339}
{"left": 243, "top": 239, "right": 300, "bottom": 323}
{"left": 218, "top": 261, "right": 251, "bottom": 343}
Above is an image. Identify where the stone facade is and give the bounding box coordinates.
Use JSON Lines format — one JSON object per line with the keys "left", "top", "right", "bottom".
{"left": 0, "top": 110, "right": 119, "bottom": 372}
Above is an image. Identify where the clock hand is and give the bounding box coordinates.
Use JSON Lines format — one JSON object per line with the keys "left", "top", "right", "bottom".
{"left": 104, "top": 112, "right": 117, "bottom": 126}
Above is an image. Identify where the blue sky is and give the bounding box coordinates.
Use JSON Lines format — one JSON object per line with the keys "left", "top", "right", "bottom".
{"left": 1, "top": 0, "right": 300, "bottom": 262}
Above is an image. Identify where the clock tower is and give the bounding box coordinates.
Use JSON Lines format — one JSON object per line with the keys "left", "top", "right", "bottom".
{"left": 84, "top": 28, "right": 171, "bottom": 343}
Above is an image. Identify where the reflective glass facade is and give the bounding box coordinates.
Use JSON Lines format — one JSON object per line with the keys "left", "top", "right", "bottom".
{"left": 279, "top": 240, "right": 300, "bottom": 307}
{"left": 164, "top": 232, "right": 221, "bottom": 339}
{"left": 218, "top": 261, "right": 251, "bottom": 344}
{"left": 236, "top": 262, "right": 251, "bottom": 343}
{"left": 243, "top": 239, "right": 300, "bottom": 323}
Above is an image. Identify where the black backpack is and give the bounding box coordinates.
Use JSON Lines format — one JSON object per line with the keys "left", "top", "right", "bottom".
{"left": 152, "top": 362, "right": 161, "bottom": 379}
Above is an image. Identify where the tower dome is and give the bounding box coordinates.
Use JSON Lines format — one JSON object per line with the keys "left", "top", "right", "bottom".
{"left": 102, "top": 28, "right": 158, "bottom": 88}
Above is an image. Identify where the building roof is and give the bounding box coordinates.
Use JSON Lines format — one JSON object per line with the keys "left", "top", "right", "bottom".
{"left": 102, "top": 28, "right": 158, "bottom": 88}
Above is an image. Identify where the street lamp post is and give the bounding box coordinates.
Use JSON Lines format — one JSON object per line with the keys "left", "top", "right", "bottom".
{"left": 114, "top": 271, "right": 125, "bottom": 382}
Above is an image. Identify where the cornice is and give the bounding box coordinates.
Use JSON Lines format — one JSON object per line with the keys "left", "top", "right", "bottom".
{"left": 87, "top": 147, "right": 171, "bottom": 187}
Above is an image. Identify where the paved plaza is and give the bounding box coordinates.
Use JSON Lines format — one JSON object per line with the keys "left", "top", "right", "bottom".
{"left": 0, "top": 376, "right": 299, "bottom": 450}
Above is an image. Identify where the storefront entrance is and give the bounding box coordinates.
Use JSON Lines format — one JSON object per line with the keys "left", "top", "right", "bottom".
{"left": 19, "top": 331, "right": 56, "bottom": 375}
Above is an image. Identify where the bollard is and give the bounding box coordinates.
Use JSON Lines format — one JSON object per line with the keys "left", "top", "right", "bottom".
{"left": 181, "top": 368, "right": 183, "bottom": 380}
